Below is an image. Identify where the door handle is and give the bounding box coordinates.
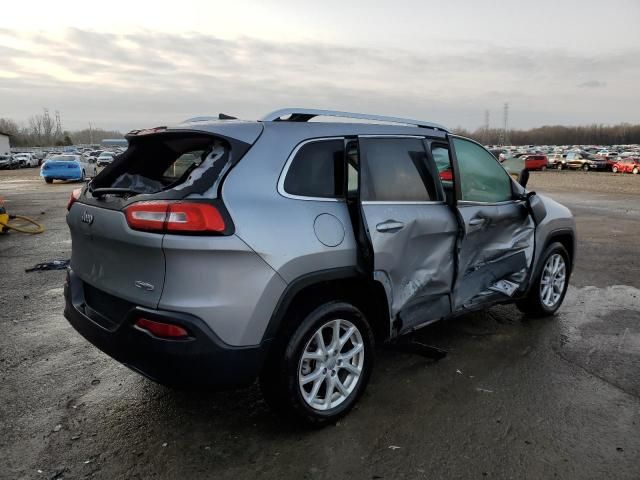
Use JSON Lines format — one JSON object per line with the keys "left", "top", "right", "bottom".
{"left": 468, "top": 216, "right": 488, "bottom": 228}
{"left": 376, "top": 220, "right": 405, "bottom": 232}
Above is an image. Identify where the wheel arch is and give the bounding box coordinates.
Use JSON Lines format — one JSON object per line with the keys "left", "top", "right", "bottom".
{"left": 262, "top": 267, "right": 391, "bottom": 348}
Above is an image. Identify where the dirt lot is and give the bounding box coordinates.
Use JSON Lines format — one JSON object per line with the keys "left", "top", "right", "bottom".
{"left": 1, "top": 168, "right": 639, "bottom": 480}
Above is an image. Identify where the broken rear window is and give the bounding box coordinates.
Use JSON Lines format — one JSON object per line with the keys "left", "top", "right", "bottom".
{"left": 92, "top": 133, "right": 230, "bottom": 198}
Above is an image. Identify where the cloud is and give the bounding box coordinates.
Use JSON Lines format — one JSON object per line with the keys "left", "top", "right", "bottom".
{"left": 0, "top": 29, "right": 638, "bottom": 130}
{"left": 578, "top": 80, "right": 607, "bottom": 88}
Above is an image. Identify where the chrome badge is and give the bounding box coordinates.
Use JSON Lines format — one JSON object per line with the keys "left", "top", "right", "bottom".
{"left": 80, "top": 211, "right": 94, "bottom": 225}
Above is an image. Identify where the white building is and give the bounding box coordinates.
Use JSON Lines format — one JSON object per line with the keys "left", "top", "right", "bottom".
{"left": 0, "top": 132, "right": 10, "bottom": 155}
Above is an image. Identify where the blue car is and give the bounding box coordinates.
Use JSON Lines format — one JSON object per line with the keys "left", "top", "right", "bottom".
{"left": 40, "top": 154, "right": 97, "bottom": 184}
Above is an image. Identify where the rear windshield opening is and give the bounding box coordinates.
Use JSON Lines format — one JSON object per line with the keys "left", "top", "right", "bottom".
{"left": 92, "top": 133, "right": 230, "bottom": 197}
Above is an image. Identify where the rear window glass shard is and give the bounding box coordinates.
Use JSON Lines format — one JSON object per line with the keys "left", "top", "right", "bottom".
{"left": 93, "top": 133, "right": 231, "bottom": 199}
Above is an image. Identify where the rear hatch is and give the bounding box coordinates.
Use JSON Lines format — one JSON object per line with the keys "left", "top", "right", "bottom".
{"left": 67, "top": 123, "right": 262, "bottom": 311}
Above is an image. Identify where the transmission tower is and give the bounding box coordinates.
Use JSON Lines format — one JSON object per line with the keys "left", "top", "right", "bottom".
{"left": 55, "top": 110, "right": 63, "bottom": 139}
{"left": 502, "top": 102, "right": 509, "bottom": 145}
{"left": 484, "top": 109, "right": 490, "bottom": 144}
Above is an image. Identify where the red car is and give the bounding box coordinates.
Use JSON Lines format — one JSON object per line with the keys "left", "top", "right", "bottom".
{"left": 522, "top": 154, "right": 549, "bottom": 171}
{"left": 612, "top": 157, "right": 640, "bottom": 174}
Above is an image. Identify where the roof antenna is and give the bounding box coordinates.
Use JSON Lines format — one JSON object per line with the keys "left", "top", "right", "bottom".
{"left": 218, "top": 113, "right": 237, "bottom": 120}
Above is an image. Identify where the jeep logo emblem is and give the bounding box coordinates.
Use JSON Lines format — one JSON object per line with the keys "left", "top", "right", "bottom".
{"left": 80, "top": 211, "right": 94, "bottom": 225}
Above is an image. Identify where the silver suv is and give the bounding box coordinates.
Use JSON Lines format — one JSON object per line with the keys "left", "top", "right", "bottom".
{"left": 64, "top": 109, "right": 576, "bottom": 425}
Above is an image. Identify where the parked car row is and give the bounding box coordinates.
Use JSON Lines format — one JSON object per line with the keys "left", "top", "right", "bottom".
{"left": 492, "top": 144, "right": 640, "bottom": 174}
{"left": 0, "top": 152, "right": 40, "bottom": 169}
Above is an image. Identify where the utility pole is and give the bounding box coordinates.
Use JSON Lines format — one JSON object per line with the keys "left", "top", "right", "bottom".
{"left": 89, "top": 122, "right": 93, "bottom": 145}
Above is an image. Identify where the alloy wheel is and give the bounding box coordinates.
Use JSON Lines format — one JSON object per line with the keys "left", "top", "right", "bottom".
{"left": 539, "top": 253, "right": 566, "bottom": 308}
{"left": 298, "top": 319, "right": 365, "bottom": 411}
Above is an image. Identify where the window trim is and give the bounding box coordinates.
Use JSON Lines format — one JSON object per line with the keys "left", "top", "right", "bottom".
{"left": 277, "top": 136, "right": 345, "bottom": 202}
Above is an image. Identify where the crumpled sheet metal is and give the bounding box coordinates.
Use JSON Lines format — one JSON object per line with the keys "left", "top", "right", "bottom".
{"left": 454, "top": 206, "right": 535, "bottom": 308}
{"left": 365, "top": 203, "right": 457, "bottom": 322}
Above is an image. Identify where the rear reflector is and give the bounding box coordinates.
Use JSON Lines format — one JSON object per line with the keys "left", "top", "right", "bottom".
{"left": 135, "top": 318, "right": 189, "bottom": 338}
{"left": 124, "top": 201, "right": 225, "bottom": 233}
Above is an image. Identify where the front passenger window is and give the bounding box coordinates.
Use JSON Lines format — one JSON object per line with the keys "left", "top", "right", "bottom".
{"left": 452, "top": 137, "right": 512, "bottom": 203}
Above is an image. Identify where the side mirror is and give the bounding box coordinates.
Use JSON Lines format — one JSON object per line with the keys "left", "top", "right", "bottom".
{"left": 518, "top": 169, "right": 529, "bottom": 188}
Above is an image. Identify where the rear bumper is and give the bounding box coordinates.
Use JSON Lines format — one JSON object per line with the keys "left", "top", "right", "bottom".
{"left": 42, "top": 170, "right": 81, "bottom": 179}
{"left": 63, "top": 270, "right": 269, "bottom": 389}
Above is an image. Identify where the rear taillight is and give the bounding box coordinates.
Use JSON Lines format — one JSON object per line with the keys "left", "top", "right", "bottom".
{"left": 124, "top": 201, "right": 225, "bottom": 233}
{"left": 67, "top": 188, "right": 82, "bottom": 211}
{"left": 135, "top": 317, "right": 189, "bottom": 338}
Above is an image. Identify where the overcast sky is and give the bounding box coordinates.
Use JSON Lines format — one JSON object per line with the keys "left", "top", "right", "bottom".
{"left": 1, "top": 0, "right": 639, "bottom": 131}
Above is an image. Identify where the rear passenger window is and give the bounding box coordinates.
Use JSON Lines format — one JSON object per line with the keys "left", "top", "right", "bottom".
{"left": 283, "top": 139, "right": 344, "bottom": 198}
{"left": 361, "top": 138, "right": 437, "bottom": 202}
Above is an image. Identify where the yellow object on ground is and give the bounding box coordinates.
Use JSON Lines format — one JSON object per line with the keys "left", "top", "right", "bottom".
{"left": 0, "top": 205, "right": 45, "bottom": 234}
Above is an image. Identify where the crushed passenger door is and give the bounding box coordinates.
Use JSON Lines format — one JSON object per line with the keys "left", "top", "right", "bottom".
{"left": 449, "top": 136, "right": 535, "bottom": 309}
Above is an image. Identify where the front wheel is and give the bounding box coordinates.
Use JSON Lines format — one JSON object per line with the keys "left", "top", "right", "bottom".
{"left": 260, "top": 301, "right": 374, "bottom": 427}
{"left": 540, "top": 165, "right": 547, "bottom": 171}
{"left": 517, "top": 242, "right": 570, "bottom": 317}
{"left": 633, "top": 167, "right": 639, "bottom": 175}
{"left": 44, "top": 178, "right": 53, "bottom": 184}
{"left": 582, "top": 164, "right": 589, "bottom": 171}
{"left": 557, "top": 163, "right": 563, "bottom": 170}
{"left": 612, "top": 166, "right": 618, "bottom": 173}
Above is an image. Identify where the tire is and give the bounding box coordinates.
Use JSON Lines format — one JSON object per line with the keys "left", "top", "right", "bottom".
{"left": 612, "top": 167, "right": 618, "bottom": 173}
{"left": 517, "top": 242, "right": 571, "bottom": 317}
{"left": 45, "top": 178, "right": 53, "bottom": 184}
{"left": 540, "top": 165, "right": 547, "bottom": 171}
{"left": 556, "top": 163, "right": 563, "bottom": 170}
{"left": 260, "top": 301, "right": 375, "bottom": 427}
{"left": 582, "top": 164, "right": 589, "bottom": 171}
{"left": 633, "top": 167, "right": 639, "bottom": 175}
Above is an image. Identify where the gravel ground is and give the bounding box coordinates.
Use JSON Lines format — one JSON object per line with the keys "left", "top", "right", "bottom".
{"left": 0, "top": 168, "right": 639, "bottom": 480}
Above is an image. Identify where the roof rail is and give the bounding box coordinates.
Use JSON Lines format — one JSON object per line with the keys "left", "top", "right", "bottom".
{"left": 261, "top": 108, "right": 449, "bottom": 132}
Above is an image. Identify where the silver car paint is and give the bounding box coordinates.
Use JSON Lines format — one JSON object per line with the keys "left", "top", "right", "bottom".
{"left": 68, "top": 204, "right": 166, "bottom": 307}
{"left": 158, "top": 233, "right": 287, "bottom": 346}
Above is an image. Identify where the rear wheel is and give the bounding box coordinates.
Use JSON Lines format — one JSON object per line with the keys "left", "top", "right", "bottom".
{"left": 260, "top": 301, "right": 374, "bottom": 427}
{"left": 633, "top": 167, "right": 639, "bottom": 175}
{"left": 557, "top": 163, "right": 563, "bottom": 170}
{"left": 517, "top": 242, "right": 570, "bottom": 317}
{"left": 45, "top": 178, "right": 53, "bottom": 184}
{"left": 612, "top": 166, "right": 618, "bottom": 173}
{"left": 540, "top": 165, "right": 547, "bottom": 171}
{"left": 582, "top": 164, "right": 589, "bottom": 171}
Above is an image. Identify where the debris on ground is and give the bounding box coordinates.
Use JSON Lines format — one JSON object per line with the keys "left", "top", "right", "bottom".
{"left": 476, "top": 388, "right": 494, "bottom": 393}
{"left": 25, "top": 260, "right": 70, "bottom": 273}
{"left": 52, "top": 424, "right": 62, "bottom": 432}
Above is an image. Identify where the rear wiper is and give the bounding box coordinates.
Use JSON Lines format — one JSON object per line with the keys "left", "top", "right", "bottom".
{"left": 91, "top": 188, "right": 142, "bottom": 197}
